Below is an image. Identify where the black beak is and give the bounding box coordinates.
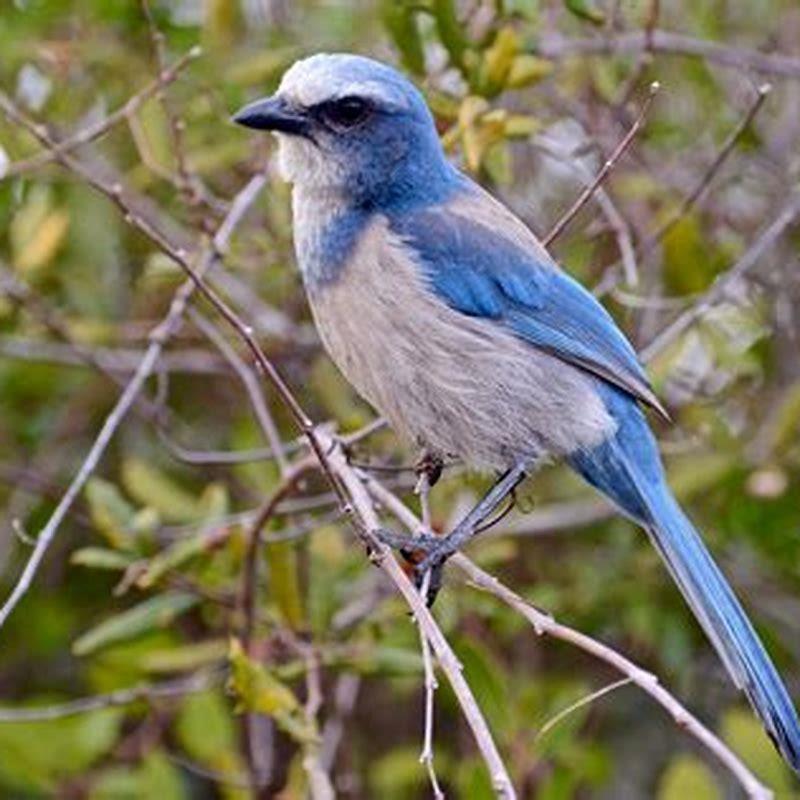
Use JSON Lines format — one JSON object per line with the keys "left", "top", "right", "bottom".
{"left": 232, "top": 96, "right": 310, "bottom": 136}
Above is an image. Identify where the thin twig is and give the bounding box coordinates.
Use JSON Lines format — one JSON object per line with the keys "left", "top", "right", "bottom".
{"left": 534, "top": 678, "right": 633, "bottom": 743}
{"left": 614, "top": 0, "right": 660, "bottom": 110}
{"left": 543, "top": 81, "right": 660, "bottom": 247}
{"left": 301, "top": 645, "right": 336, "bottom": 800}
{"left": 140, "top": 0, "right": 202, "bottom": 211}
{"left": 319, "top": 673, "right": 361, "bottom": 771}
{"left": 539, "top": 29, "right": 800, "bottom": 80}
{"left": 414, "top": 476, "right": 445, "bottom": 799}
{"left": 417, "top": 572, "right": 445, "bottom": 800}
{"left": 0, "top": 669, "right": 219, "bottom": 722}
{"left": 3, "top": 47, "right": 201, "bottom": 178}
{"left": 0, "top": 173, "right": 267, "bottom": 630}
{"left": 640, "top": 82, "right": 773, "bottom": 254}
{"left": 535, "top": 136, "right": 639, "bottom": 286}
{"left": 455, "top": 557, "right": 773, "bottom": 800}
{"left": 363, "top": 477, "right": 772, "bottom": 800}
{"left": 190, "top": 309, "right": 290, "bottom": 475}
{"left": 325, "top": 437, "right": 517, "bottom": 799}
{"left": 641, "top": 191, "right": 800, "bottom": 362}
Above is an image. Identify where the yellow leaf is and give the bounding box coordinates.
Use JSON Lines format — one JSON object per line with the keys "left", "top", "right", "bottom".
{"left": 15, "top": 210, "right": 69, "bottom": 273}
{"left": 722, "top": 708, "right": 795, "bottom": 791}
{"left": 458, "top": 96, "right": 491, "bottom": 172}
{"left": 227, "top": 639, "right": 318, "bottom": 744}
{"left": 504, "top": 114, "right": 542, "bottom": 138}
{"left": 658, "top": 754, "right": 720, "bottom": 800}
{"left": 507, "top": 55, "right": 553, "bottom": 88}
{"left": 121, "top": 459, "right": 201, "bottom": 523}
{"left": 482, "top": 26, "right": 520, "bottom": 92}
{"left": 228, "top": 638, "right": 298, "bottom": 716}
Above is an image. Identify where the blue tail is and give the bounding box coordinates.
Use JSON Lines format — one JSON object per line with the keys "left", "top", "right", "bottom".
{"left": 569, "top": 385, "right": 800, "bottom": 773}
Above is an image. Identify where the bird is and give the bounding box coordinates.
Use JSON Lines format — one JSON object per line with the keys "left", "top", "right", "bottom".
{"left": 233, "top": 52, "right": 800, "bottom": 772}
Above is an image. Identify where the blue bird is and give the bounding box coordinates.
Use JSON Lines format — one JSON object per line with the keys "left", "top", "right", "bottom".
{"left": 234, "top": 53, "right": 800, "bottom": 771}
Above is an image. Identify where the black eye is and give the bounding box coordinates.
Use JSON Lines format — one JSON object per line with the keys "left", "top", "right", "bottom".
{"left": 322, "top": 96, "right": 371, "bottom": 129}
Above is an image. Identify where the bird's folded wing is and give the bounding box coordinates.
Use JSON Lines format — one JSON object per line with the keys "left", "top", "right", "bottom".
{"left": 391, "top": 202, "right": 668, "bottom": 420}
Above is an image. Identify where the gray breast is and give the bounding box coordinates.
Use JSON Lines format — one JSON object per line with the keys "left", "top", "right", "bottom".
{"left": 304, "top": 216, "right": 614, "bottom": 472}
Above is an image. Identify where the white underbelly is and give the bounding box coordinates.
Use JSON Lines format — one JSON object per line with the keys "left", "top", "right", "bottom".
{"left": 303, "top": 218, "right": 614, "bottom": 471}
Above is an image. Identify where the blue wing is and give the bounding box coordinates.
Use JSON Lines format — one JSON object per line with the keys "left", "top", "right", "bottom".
{"left": 390, "top": 202, "right": 668, "bottom": 419}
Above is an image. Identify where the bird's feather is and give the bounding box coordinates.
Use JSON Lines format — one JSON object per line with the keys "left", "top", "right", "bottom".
{"left": 569, "top": 384, "right": 800, "bottom": 771}
{"left": 390, "top": 189, "right": 669, "bottom": 420}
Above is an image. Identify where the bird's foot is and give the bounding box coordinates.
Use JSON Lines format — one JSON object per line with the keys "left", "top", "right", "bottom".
{"left": 374, "top": 524, "right": 469, "bottom": 606}
{"left": 374, "top": 528, "right": 440, "bottom": 552}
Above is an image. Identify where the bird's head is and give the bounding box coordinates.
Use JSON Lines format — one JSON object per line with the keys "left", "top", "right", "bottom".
{"left": 233, "top": 53, "right": 453, "bottom": 205}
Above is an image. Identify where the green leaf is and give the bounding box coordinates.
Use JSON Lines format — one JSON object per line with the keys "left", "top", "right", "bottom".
{"left": 432, "top": 0, "right": 468, "bottom": 70}
{"left": 89, "top": 750, "right": 186, "bottom": 799}
{"left": 140, "top": 750, "right": 186, "bottom": 800}
{"left": 176, "top": 690, "right": 239, "bottom": 765}
{"left": 265, "top": 537, "right": 306, "bottom": 630}
{"left": 85, "top": 478, "right": 139, "bottom": 550}
{"left": 382, "top": 1, "right": 425, "bottom": 75}
{"left": 0, "top": 708, "right": 123, "bottom": 793}
{"left": 73, "top": 592, "right": 198, "bottom": 656}
{"left": 721, "top": 707, "right": 794, "bottom": 791}
{"left": 454, "top": 636, "right": 507, "bottom": 727}
{"left": 658, "top": 754, "right": 720, "bottom": 800}
{"left": 89, "top": 767, "right": 141, "bottom": 799}
{"left": 662, "top": 214, "right": 726, "bottom": 295}
{"left": 121, "top": 459, "right": 201, "bottom": 523}
{"left": 135, "top": 527, "right": 227, "bottom": 589}
{"left": 227, "top": 639, "right": 317, "bottom": 744}
{"left": 140, "top": 639, "right": 228, "bottom": 674}
{"left": 70, "top": 547, "right": 137, "bottom": 571}
{"left": 564, "top": 0, "right": 606, "bottom": 25}
{"left": 371, "top": 746, "right": 429, "bottom": 800}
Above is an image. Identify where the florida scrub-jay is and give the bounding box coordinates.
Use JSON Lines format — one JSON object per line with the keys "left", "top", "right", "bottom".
{"left": 233, "top": 53, "right": 800, "bottom": 771}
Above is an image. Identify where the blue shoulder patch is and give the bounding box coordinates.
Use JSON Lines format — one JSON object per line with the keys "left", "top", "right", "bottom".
{"left": 390, "top": 201, "right": 667, "bottom": 418}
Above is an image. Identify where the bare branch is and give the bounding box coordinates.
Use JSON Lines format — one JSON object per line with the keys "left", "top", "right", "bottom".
{"left": 543, "top": 82, "right": 660, "bottom": 248}
{"left": 3, "top": 47, "right": 201, "bottom": 178}
{"left": 454, "top": 557, "right": 773, "bottom": 800}
{"left": 364, "top": 476, "right": 771, "bottom": 799}
{"left": 640, "top": 83, "right": 773, "bottom": 254}
{"left": 641, "top": 192, "right": 800, "bottom": 363}
{"left": 539, "top": 30, "right": 800, "bottom": 80}
{"left": 326, "top": 437, "right": 517, "bottom": 799}
{"left": 0, "top": 172, "right": 267, "bottom": 630}
{"left": 0, "top": 669, "right": 218, "bottom": 722}
{"left": 320, "top": 673, "right": 361, "bottom": 771}
{"left": 0, "top": 335, "right": 226, "bottom": 375}
{"left": 190, "top": 309, "right": 290, "bottom": 474}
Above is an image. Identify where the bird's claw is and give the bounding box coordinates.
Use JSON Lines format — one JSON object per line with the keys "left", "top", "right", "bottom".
{"left": 374, "top": 527, "right": 455, "bottom": 605}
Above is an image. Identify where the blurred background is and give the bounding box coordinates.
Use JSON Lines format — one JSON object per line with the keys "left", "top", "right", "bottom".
{"left": 0, "top": 0, "right": 799, "bottom": 797}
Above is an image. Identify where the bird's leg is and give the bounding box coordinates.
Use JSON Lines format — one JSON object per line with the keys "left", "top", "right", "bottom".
{"left": 373, "top": 451, "right": 445, "bottom": 556}
{"left": 395, "top": 450, "right": 444, "bottom": 564}
{"left": 415, "top": 462, "right": 528, "bottom": 602}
